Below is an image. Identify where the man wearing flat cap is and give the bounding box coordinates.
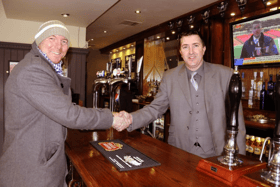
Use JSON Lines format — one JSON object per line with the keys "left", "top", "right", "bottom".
{"left": 0, "top": 20, "right": 129, "bottom": 187}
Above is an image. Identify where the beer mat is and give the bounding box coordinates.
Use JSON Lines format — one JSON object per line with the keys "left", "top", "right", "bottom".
{"left": 90, "top": 139, "right": 161, "bottom": 171}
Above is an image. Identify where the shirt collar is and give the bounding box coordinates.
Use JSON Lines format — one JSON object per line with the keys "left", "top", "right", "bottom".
{"left": 37, "top": 47, "right": 64, "bottom": 76}
{"left": 185, "top": 62, "right": 204, "bottom": 79}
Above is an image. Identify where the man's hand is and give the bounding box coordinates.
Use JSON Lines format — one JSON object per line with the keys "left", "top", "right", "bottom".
{"left": 112, "top": 111, "right": 133, "bottom": 132}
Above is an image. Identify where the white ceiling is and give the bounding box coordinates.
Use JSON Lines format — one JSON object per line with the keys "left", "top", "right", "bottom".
{"left": 2, "top": 0, "right": 218, "bottom": 50}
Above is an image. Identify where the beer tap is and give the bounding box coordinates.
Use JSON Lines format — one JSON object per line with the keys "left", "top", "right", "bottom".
{"left": 259, "top": 75, "right": 280, "bottom": 185}
{"left": 218, "top": 66, "right": 243, "bottom": 166}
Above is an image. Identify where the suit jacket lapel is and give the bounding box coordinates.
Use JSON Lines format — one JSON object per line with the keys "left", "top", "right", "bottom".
{"left": 178, "top": 65, "right": 192, "bottom": 107}
{"left": 204, "top": 62, "right": 216, "bottom": 114}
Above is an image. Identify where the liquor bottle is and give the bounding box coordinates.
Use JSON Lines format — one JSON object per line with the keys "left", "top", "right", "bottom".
{"left": 254, "top": 137, "right": 262, "bottom": 160}
{"left": 253, "top": 72, "right": 258, "bottom": 100}
{"left": 260, "top": 82, "right": 267, "bottom": 110}
{"left": 248, "top": 135, "right": 255, "bottom": 157}
{"left": 267, "top": 74, "right": 275, "bottom": 111}
{"left": 245, "top": 134, "right": 250, "bottom": 155}
{"left": 241, "top": 72, "right": 246, "bottom": 99}
{"left": 257, "top": 72, "right": 263, "bottom": 100}
{"left": 248, "top": 79, "right": 255, "bottom": 108}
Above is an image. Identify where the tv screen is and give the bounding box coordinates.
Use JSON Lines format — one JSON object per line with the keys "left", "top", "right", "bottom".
{"left": 230, "top": 10, "right": 280, "bottom": 68}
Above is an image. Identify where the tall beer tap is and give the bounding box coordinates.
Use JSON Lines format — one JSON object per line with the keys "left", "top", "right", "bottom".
{"left": 218, "top": 66, "right": 243, "bottom": 166}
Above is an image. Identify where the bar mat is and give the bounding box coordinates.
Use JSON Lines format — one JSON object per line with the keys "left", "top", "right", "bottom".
{"left": 90, "top": 139, "right": 161, "bottom": 171}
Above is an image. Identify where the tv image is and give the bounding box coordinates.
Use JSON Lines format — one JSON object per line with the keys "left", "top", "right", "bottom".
{"left": 230, "top": 10, "right": 280, "bottom": 68}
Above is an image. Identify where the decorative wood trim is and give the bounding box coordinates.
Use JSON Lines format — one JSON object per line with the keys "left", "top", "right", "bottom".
{"left": 0, "top": 42, "right": 31, "bottom": 50}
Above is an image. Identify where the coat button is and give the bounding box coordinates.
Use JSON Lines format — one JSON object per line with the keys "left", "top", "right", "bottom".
{"left": 189, "top": 111, "right": 192, "bottom": 114}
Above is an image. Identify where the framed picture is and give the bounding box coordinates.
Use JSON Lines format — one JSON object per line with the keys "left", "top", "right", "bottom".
{"left": 9, "top": 61, "right": 19, "bottom": 74}
{"left": 230, "top": 9, "right": 280, "bottom": 68}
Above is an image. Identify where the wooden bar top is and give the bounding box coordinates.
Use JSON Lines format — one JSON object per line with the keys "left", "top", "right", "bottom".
{"left": 65, "top": 129, "right": 230, "bottom": 187}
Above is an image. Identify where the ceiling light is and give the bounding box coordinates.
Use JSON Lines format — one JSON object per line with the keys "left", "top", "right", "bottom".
{"left": 230, "top": 12, "right": 236, "bottom": 16}
{"left": 190, "top": 25, "right": 194, "bottom": 28}
{"left": 166, "top": 37, "right": 170, "bottom": 40}
{"left": 135, "top": 10, "right": 141, "bottom": 14}
{"left": 267, "top": 1, "right": 271, "bottom": 5}
{"left": 104, "top": 31, "right": 107, "bottom": 33}
{"left": 270, "top": 7, "right": 277, "bottom": 11}
{"left": 157, "top": 36, "right": 160, "bottom": 39}
{"left": 172, "top": 31, "right": 176, "bottom": 34}
{"left": 61, "top": 13, "right": 70, "bottom": 17}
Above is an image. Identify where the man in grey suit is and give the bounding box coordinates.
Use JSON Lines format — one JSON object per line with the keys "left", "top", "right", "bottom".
{"left": 120, "top": 31, "right": 246, "bottom": 158}
{"left": 0, "top": 20, "right": 129, "bottom": 187}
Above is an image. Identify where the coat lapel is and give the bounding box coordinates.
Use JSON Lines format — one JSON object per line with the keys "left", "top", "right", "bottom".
{"left": 178, "top": 65, "right": 192, "bottom": 107}
{"left": 204, "top": 62, "right": 216, "bottom": 116}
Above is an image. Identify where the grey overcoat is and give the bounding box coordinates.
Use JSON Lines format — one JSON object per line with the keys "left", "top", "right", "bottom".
{"left": 128, "top": 62, "right": 246, "bottom": 156}
{"left": 0, "top": 42, "right": 113, "bottom": 187}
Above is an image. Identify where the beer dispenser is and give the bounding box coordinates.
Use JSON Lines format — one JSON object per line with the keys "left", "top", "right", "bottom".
{"left": 196, "top": 66, "right": 266, "bottom": 186}
{"left": 92, "top": 59, "right": 129, "bottom": 140}
{"left": 217, "top": 66, "right": 243, "bottom": 166}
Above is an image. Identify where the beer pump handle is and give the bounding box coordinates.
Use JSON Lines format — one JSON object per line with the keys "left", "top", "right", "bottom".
{"left": 274, "top": 76, "right": 280, "bottom": 142}
{"left": 228, "top": 66, "right": 242, "bottom": 132}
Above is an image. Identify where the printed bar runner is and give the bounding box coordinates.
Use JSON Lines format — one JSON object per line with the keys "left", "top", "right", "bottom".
{"left": 90, "top": 139, "right": 161, "bottom": 171}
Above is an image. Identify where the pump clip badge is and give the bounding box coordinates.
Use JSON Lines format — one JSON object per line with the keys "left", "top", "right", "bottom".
{"left": 98, "top": 142, "right": 123, "bottom": 151}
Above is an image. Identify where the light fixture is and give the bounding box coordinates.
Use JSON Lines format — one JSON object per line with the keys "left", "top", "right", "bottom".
{"left": 135, "top": 10, "right": 141, "bottom": 14}
{"left": 231, "top": 12, "right": 236, "bottom": 16}
{"left": 123, "top": 48, "right": 126, "bottom": 50}
{"left": 157, "top": 36, "right": 160, "bottom": 39}
{"left": 190, "top": 25, "right": 194, "bottom": 28}
{"left": 61, "top": 13, "right": 70, "bottom": 17}
{"left": 172, "top": 31, "right": 176, "bottom": 34}
{"left": 267, "top": 1, "right": 271, "bottom": 5}
{"left": 166, "top": 37, "right": 170, "bottom": 40}
{"left": 104, "top": 31, "right": 107, "bottom": 33}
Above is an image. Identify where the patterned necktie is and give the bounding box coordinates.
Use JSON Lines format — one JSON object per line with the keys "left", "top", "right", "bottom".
{"left": 191, "top": 72, "right": 198, "bottom": 91}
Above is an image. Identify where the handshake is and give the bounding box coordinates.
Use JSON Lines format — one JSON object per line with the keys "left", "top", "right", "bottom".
{"left": 112, "top": 111, "right": 133, "bottom": 132}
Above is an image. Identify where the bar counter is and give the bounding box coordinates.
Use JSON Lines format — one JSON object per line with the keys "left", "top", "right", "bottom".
{"left": 65, "top": 129, "right": 230, "bottom": 187}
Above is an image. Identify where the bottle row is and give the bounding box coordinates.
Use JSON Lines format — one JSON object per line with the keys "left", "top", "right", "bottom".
{"left": 242, "top": 71, "right": 277, "bottom": 111}
{"left": 245, "top": 134, "right": 269, "bottom": 161}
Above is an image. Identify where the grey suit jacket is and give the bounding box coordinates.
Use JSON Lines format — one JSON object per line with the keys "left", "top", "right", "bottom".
{"left": 127, "top": 62, "right": 246, "bottom": 156}
{"left": 0, "top": 42, "right": 113, "bottom": 187}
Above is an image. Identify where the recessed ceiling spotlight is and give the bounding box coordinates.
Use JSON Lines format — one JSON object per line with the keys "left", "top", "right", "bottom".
{"left": 230, "top": 12, "right": 236, "bottom": 16}
{"left": 172, "top": 31, "right": 176, "bottom": 34}
{"left": 104, "top": 31, "right": 107, "bottom": 33}
{"left": 135, "top": 10, "right": 141, "bottom": 14}
{"left": 61, "top": 13, "right": 70, "bottom": 17}
{"left": 190, "top": 25, "right": 194, "bottom": 28}
{"left": 166, "top": 37, "right": 170, "bottom": 40}
{"left": 267, "top": 1, "right": 271, "bottom": 5}
{"left": 157, "top": 36, "right": 160, "bottom": 39}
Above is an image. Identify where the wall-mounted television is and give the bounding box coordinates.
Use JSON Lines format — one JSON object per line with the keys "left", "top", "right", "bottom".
{"left": 230, "top": 10, "right": 280, "bottom": 68}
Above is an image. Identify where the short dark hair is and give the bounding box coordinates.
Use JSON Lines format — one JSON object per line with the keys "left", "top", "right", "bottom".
{"left": 252, "top": 20, "right": 262, "bottom": 28}
{"left": 179, "top": 30, "right": 205, "bottom": 47}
